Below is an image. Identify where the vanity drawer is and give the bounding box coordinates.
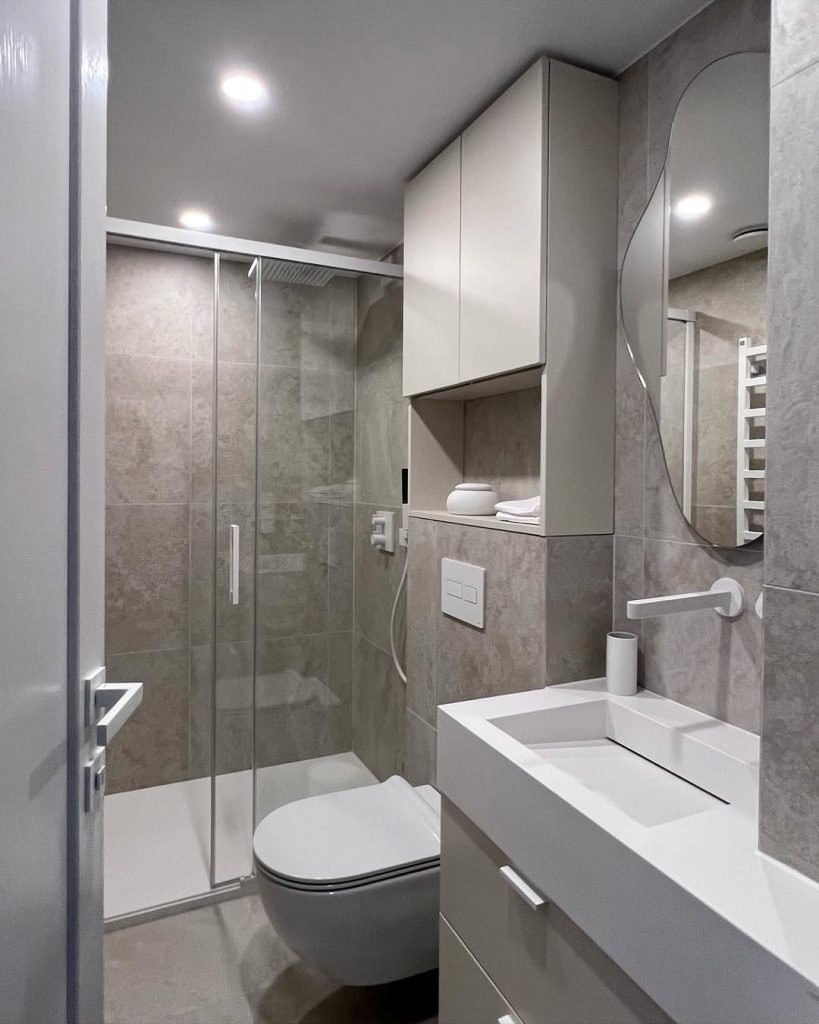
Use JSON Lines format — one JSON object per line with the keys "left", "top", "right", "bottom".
{"left": 440, "top": 799, "right": 673, "bottom": 1024}
{"left": 439, "top": 916, "right": 523, "bottom": 1024}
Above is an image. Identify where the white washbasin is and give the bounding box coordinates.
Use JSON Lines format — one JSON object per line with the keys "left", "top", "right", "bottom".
{"left": 437, "top": 681, "right": 819, "bottom": 1024}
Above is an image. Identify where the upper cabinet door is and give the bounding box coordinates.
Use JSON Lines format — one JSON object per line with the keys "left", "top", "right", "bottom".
{"left": 403, "top": 138, "right": 461, "bottom": 396}
{"left": 459, "top": 59, "right": 546, "bottom": 383}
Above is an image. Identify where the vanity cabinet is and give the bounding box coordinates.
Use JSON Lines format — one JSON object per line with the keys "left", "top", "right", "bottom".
{"left": 403, "top": 57, "right": 617, "bottom": 397}
{"left": 439, "top": 799, "right": 674, "bottom": 1024}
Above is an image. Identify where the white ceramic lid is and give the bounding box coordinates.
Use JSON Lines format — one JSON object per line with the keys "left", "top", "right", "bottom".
{"left": 253, "top": 776, "right": 441, "bottom": 885}
{"left": 455, "top": 482, "right": 492, "bottom": 491}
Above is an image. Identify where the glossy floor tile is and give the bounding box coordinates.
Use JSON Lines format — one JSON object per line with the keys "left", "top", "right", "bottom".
{"left": 105, "top": 895, "right": 438, "bottom": 1024}
{"left": 105, "top": 752, "right": 376, "bottom": 920}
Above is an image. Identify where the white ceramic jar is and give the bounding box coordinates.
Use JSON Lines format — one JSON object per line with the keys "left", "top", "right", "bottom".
{"left": 446, "top": 482, "right": 499, "bottom": 516}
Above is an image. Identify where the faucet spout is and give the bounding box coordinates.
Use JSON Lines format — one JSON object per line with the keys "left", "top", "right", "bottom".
{"left": 626, "top": 577, "right": 744, "bottom": 620}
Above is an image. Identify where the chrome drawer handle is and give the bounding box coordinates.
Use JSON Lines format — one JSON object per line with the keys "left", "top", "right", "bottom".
{"left": 499, "top": 865, "right": 547, "bottom": 910}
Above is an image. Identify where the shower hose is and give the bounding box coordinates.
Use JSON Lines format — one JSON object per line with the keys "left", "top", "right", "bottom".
{"left": 389, "top": 551, "right": 409, "bottom": 684}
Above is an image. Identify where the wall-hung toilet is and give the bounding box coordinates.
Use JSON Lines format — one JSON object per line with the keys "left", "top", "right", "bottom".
{"left": 253, "top": 775, "right": 441, "bottom": 986}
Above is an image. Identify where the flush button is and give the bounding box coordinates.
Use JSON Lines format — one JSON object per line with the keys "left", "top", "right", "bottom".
{"left": 446, "top": 579, "right": 463, "bottom": 599}
{"left": 463, "top": 585, "right": 478, "bottom": 604}
{"left": 441, "top": 557, "right": 486, "bottom": 628}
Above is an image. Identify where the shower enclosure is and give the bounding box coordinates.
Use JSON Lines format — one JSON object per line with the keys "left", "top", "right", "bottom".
{"left": 103, "top": 223, "right": 402, "bottom": 922}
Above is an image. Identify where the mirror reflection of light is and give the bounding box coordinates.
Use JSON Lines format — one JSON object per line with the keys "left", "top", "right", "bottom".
{"left": 674, "top": 193, "right": 713, "bottom": 221}
{"left": 179, "top": 209, "right": 213, "bottom": 231}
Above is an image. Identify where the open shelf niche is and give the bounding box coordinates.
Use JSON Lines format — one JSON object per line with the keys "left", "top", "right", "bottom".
{"left": 408, "top": 367, "right": 546, "bottom": 536}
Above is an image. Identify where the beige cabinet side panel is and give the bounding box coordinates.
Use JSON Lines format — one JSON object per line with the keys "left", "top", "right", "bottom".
{"left": 440, "top": 799, "right": 674, "bottom": 1024}
{"left": 460, "top": 59, "right": 546, "bottom": 383}
{"left": 403, "top": 138, "right": 462, "bottom": 396}
{"left": 542, "top": 61, "right": 618, "bottom": 535}
{"left": 439, "top": 916, "right": 521, "bottom": 1024}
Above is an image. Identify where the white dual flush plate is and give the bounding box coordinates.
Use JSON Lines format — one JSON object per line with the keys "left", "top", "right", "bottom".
{"left": 441, "top": 557, "right": 486, "bottom": 628}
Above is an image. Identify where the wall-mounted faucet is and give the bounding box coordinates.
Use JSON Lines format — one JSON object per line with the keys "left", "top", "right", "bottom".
{"left": 627, "top": 577, "right": 744, "bottom": 620}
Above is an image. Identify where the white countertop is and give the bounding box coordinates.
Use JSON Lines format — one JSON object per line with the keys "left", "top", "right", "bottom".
{"left": 437, "top": 680, "right": 819, "bottom": 1024}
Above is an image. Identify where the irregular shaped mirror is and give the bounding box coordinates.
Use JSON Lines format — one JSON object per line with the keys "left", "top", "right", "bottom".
{"left": 621, "top": 52, "right": 769, "bottom": 547}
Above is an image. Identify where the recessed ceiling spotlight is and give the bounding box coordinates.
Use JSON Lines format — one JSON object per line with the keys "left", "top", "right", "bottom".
{"left": 178, "top": 208, "right": 213, "bottom": 231}
{"left": 674, "top": 193, "right": 713, "bottom": 221}
{"left": 220, "top": 72, "right": 267, "bottom": 106}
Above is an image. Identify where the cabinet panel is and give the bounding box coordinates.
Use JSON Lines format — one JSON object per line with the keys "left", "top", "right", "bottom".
{"left": 439, "top": 916, "right": 521, "bottom": 1024}
{"left": 403, "top": 138, "right": 461, "bottom": 396}
{"left": 440, "top": 800, "right": 673, "bottom": 1024}
{"left": 460, "top": 59, "right": 545, "bottom": 383}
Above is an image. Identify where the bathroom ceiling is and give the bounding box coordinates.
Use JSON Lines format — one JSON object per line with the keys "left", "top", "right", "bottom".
{"left": 107, "top": 0, "right": 710, "bottom": 257}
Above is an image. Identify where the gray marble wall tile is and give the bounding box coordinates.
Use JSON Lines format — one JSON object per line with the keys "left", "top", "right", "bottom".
{"left": 190, "top": 360, "right": 214, "bottom": 505}
{"left": 463, "top": 389, "right": 541, "bottom": 502}
{"left": 189, "top": 502, "right": 214, "bottom": 647}
{"left": 328, "top": 504, "right": 354, "bottom": 632}
{"left": 641, "top": 539, "right": 763, "bottom": 731}
{"left": 106, "top": 245, "right": 199, "bottom": 359}
{"left": 614, "top": 330, "right": 645, "bottom": 538}
{"left": 214, "top": 361, "right": 257, "bottom": 504}
{"left": 646, "top": 0, "right": 771, "bottom": 186}
{"left": 759, "top": 587, "right": 819, "bottom": 882}
{"left": 617, "top": 56, "right": 649, "bottom": 263}
{"left": 354, "top": 503, "right": 405, "bottom": 654}
{"left": 256, "top": 502, "right": 328, "bottom": 640}
{"left": 105, "top": 503, "right": 190, "bottom": 656}
{"left": 352, "top": 634, "right": 405, "bottom": 781}
{"left": 355, "top": 353, "right": 407, "bottom": 507}
{"left": 106, "top": 647, "right": 190, "bottom": 793}
{"left": 772, "top": 0, "right": 819, "bottom": 84}
{"left": 260, "top": 276, "right": 357, "bottom": 373}
{"left": 257, "top": 365, "right": 330, "bottom": 504}
{"left": 356, "top": 277, "right": 403, "bottom": 370}
{"left": 434, "top": 524, "right": 546, "bottom": 706}
{"left": 545, "top": 536, "right": 612, "bottom": 684}
{"left": 404, "top": 711, "right": 437, "bottom": 787}
{"left": 405, "top": 518, "right": 439, "bottom": 726}
{"left": 329, "top": 410, "right": 355, "bottom": 504}
{"left": 188, "top": 643, "right": 213, "bottom": 779}
{"left": 643, "top": 422, "right": 707, "bottom": 544}
{"left": 765, "top": 61, "right": 819, "bottom": 592}
{"left": 613, "top": 534, "right": 644, "bottom": 636}
{"left": 214, "top": 259, "right": 257, "bottom": 365}
{"left": 255, "top": 633, "right": 348, "bottom": 767}
{"left": 106, "top": 354, "right": 191, "bottom": 505}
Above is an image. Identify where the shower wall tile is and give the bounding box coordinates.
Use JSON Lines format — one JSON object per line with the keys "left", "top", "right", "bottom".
{"left": 354, "top": 353, "right": 407, "bottom": 507}
{"left": 772, "top": 0, "right": 819, "bottom": 85}
{"left": 353, "top": 634, "right": 405, "bottom": 781}
{"left": 106, "top": 245, "right": 199, "bottom": 360}
{"left": 354, "top": 503, "right": 405, "bottom": 654}
{"left": 405, "top": 517, "right": 438, "bottom": 727}
{"left": 765, "top": 61, "right": 819, "bottom": 593}
{"left": 214, "top": 259, "right": 257, "bottom": 365}
{"left": 106, "top": 354, "right": 192, "bottom": 506}
{"left": 105, "top": 503, "right": 190, "bottom": 656}
{"left": 257, "top": 366, "right": 330, "bottom": 503}
{"left": 190, "top": 360, "right": 214, "bottom": 504}
{"left": 106, "top": 647, "right": 190, "bottom": 793}
{"left": 404, "top": 711, "right": 437, "bottom": 787}
{"left": 214, "top": 361, "right": 258, "bottom": 504}
{"left": 641, "top": 539, "right": 763, "bottom": 732}
{"left": 188, "top": 644, "right": 213, "bottom": 779}
{"left": 328, "top": 504, "right": 354, "bottom": 632}
{"left": 256, "top": 501, "right": 329, "bottom": 640}
{"left": 544, "top": 535, "right": 612, "bottom": 684}
{"left": 328, "top": 409, "right": 355, "bottom": 504}
{"left": 260, "top": 276, "right": 357, "bottom": 372}
{"left": 356, "top": 277, "right": 403, "bottom": 370}
{"left": 759, "top": 587, "right": 819, "bottom": 883}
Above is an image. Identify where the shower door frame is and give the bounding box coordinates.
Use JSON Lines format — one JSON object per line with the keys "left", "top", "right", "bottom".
{"left": 104, "top": 218, "right": 402, "bottom": 924}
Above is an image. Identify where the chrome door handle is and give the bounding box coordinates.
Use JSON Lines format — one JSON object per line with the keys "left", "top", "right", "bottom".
{"left": 229, "top": 523, "right": 240, "bottom": 605}
{"left": 84, "top": 668, "right": 143, "bottom": 745}
{"left": 499, "top": 865, "right": 547, "bottom": 910}
{"left": 93, "top": 682, "right": 143, "bottom": 746}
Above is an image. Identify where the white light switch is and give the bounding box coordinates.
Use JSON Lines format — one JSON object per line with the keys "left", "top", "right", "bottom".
{"left": 441, "top": 558, "right": 485, "bottom": 628}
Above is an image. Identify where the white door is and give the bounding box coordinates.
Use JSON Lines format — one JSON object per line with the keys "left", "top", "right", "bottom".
{"left": 0, "top": 1, "right": 108, "bottom": 1021}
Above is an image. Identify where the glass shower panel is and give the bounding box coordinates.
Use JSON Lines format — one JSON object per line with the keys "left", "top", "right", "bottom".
{"left": 211, "top": 253, "right": 259, "bottom": 885}
{"left": 253, "top": 261, "right": 368, "bottom": 826}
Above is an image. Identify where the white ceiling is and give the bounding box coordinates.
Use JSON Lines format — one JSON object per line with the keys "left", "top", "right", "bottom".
{"left": 108, "top": 0, "right": 711, "bottom": 256}
{"left": 668, "top": 52, "right": 770, "bottom": 278}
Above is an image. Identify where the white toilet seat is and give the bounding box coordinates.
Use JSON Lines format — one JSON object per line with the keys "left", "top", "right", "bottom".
{"left": 253, "top": 775, "right": 440, "bottom": 888}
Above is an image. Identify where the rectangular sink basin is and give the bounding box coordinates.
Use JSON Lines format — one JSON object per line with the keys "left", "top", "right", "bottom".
{"left": 489, "top": 699, "right": 723, "bottom": 827}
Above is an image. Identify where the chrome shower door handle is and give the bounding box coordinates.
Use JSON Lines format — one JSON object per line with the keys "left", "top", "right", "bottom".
{"left": 93, "top": 682, "right": 143, "bottom": 746}
{"left": 229, "top": 523, "right": 240, "bottom": 606}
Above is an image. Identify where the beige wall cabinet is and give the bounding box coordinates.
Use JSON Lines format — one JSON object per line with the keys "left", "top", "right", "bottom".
{"left": 403, "top": 57, "right": 617, "bottom": 398}
{"left": 439, "top": 799, "right": 674, "bottom": 1024}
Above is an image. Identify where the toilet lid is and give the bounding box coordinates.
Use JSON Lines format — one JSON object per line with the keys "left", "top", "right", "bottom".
{"left": 253, "top": 776, "right": 440, "bottom": 887}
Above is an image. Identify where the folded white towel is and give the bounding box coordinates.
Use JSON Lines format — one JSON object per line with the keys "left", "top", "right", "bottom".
{"left": 496, "top": 512, "right": 540, "bottom": 525}
{"left": 495, "top": 495, "right": 541, "bottom": 517}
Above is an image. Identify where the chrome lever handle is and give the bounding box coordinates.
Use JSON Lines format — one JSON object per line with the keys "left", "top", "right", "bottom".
{"left": 93, "top": 682, "right": 143, "bottom": 746}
